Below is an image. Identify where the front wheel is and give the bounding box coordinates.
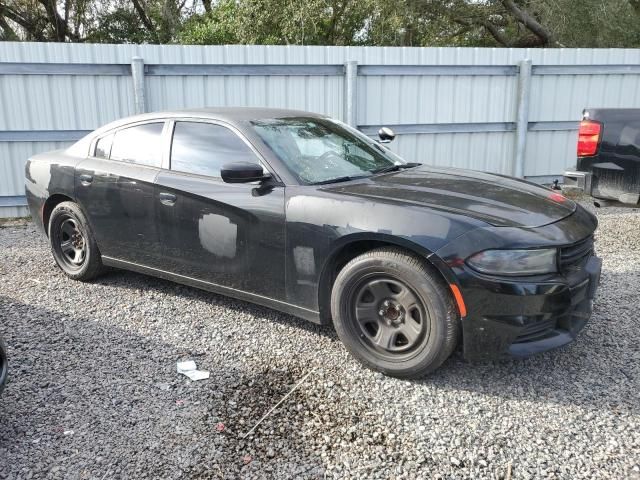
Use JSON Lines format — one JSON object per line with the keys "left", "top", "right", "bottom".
{"left": 331, "top": 248, "right": 459, "bottom": 378}
{"left": 48, "top": 201, "right": 105, "bottom": 281}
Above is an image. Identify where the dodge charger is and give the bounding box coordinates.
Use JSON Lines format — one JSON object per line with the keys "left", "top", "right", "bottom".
{"left": 25, "top": 108, "right": 601, "bottom": 378}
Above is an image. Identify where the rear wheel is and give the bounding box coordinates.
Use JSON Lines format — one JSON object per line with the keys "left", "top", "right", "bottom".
{"left": 48, "top": 201, "right": 105, "bottom": 281}
{"left": 331, "top": 248, "right": 459, "bottom": 378}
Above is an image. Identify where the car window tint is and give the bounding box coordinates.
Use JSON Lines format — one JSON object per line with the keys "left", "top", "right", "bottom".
{"left": 95, "top": 133, "right": 113, "bottom": 159}
{"left": 110, "top": 123, "right": 164, "bottom": 167}
{"left": 171, "top": 122, "right": 259, "bottom": 177}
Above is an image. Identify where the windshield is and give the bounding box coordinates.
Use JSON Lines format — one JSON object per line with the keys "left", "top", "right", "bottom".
{"left": 250, "top": 117, "right": 405, "bottom": 184}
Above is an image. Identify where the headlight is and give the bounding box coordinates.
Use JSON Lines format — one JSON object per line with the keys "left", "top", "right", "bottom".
{"left": 466, "top": 248, "right": 557, "bottom": 276}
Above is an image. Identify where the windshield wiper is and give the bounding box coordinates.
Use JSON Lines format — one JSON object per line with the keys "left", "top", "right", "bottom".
{"left": 372, "top": 162, "right": 422, "bottom": 175}
{"left": 311, "top": 163, "right": 422, "bottom": 185}
{"left": 310, "top": 174, "right": 370, "bottom": 185}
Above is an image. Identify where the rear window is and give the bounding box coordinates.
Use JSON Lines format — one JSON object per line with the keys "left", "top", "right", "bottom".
{"left": 110, "top": 123, "right": 164, "bottom": 167}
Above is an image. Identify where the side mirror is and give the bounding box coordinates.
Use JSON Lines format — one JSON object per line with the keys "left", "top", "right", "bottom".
{"left": 378, "top": 127, "right": 396, "bottom": 144}
{"left": 221, "top": 162, "right": 270, "bottom": 183}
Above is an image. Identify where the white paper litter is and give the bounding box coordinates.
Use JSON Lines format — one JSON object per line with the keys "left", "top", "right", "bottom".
{"left": 176, "top": 360, "right": 197, "bottom": 372}
{"left": 176, "top": 360, "right": 210, "bottom": 381}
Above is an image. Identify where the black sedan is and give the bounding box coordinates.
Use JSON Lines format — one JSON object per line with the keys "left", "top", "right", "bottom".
{"left": 25, "top": 108, "right": 601, "bottom": 378}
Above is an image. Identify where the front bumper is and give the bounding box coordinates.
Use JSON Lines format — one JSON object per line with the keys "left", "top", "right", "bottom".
{"left": 459, "top": 255, "right": 602, "bottom": 361}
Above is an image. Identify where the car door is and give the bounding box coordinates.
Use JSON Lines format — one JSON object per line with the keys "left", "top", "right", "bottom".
{"left": 75, "top": 121, "right": 169, "bottom": 266}
{"left": 154, "top": 119, "right": 286, "bottom": 300}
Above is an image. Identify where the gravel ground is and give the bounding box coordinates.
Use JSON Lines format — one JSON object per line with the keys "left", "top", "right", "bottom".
{"left": 0, "top": 203, "right": 639, "bottom": 479}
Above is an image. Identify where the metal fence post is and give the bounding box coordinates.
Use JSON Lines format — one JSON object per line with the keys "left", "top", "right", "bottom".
{"left": 131, "top": 56, "right": 146, "bottom": 114}
{"left": 514, "top": 58, "right": 532, "bottom": 178}
{"left": 343, "top": 61, "right": 358, "bottom": 127}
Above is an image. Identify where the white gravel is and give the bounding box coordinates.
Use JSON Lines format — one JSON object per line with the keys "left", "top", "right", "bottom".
{"left": 0, "top": 203, "right": 639, "bottom": 479}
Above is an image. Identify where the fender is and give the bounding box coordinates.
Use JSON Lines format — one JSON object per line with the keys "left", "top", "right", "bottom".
{"left": 316, "top": 232, "right": 461, "bottom": 324}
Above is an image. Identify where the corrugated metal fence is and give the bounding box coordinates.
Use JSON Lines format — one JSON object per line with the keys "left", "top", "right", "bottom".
{"left": 2, "top": 42, "right": 640, "bottom": 217}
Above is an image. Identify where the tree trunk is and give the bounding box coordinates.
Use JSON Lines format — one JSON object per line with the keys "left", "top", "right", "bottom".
{"left": 132, "top": 0, "right": 160, "bottom": 42}
{"left": 0, "top": 12, "right": 19, "bottom": 40}
{"left": 0, "top": 2, "right": 47, "bottom": 40}
{"left": 37, "top": 0, "right": 80, "bottom": 41}
{"left": 501, "top": 0, "right": 555, "bottom": 46}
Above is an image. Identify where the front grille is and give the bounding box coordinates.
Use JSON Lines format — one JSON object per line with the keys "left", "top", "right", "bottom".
{"left": 515, "top": 318, "right": 557, "bottom": 343}
{"left": 559, "top": 235, "right": 594, "bottom": 270}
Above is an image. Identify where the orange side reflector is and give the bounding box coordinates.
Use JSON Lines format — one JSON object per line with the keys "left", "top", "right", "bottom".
{"left": 450, "top": 284, "right": 467, "bottom": 318}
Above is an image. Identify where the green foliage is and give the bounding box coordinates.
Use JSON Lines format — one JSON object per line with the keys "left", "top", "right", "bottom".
{"left": 2, "top": 0, "right": 640, "bottom": 47}
{"left": 535, "top": 0, "right": 640, "bottom": 48}
{"left": 178, "top": 0, "right": 239, "bottom": 44}
{"left": 178, "top": 0, "right": 378, "bottom": 46}
{"left": 86, "top": 6, "right": 152, "bottom": 44}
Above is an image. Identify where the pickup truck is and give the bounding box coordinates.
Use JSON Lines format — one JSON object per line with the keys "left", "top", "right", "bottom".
{"left": 564, "top": 108, "right": 640, "bottom": 207}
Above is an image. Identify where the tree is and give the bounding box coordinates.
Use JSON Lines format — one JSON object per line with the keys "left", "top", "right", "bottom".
{"left": 1, "top": 0, "right": 640, "bottom": 47}
{"left": 178, "top": 0, "right": 238, "bottom": 44}
{"left": 0, "top": 0, "right": 94, "bottom": 42}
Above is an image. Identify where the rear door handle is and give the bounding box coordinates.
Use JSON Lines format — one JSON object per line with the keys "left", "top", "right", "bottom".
{"left": 79, "top": 174, "right": 93, "bottom": 185}
{"left": 159, "top": 192, "right": 177, "bottom": 206}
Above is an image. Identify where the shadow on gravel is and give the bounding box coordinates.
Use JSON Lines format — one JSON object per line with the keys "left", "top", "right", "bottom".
{"left": 92, "top": 265, "right": 640, "bottom": 418}
{"left": 94, "top": 269, "right": 337, "bottom": 341}
{"left": 0, "top": 295, "right": 324, "bottom": 479}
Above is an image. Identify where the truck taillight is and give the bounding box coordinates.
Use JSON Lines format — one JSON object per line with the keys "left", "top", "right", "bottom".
{"left": 577, "top": 120, "right": 601, "bottom": 157}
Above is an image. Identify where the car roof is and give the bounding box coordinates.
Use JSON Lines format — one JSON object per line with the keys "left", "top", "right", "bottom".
{"left": 66, "top": 107, "right": 328, "bottom": 159}
{"left": 122, "top": 107, "right": 326, "bottom": 125}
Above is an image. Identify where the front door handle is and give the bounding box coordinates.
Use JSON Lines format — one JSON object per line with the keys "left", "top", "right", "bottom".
{"left": 79, "top": 174, "right": 93, "bottom": 186}
{"left": 159, "top": 192, "right": 177, "bottom": 206}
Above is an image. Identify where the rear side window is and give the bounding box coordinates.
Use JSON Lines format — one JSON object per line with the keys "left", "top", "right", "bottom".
{"left": 170, "top": 122, "right": 259, "bottom": 177}
{"left": 110, "top": 122, "right": 164, "bottom": 167}
{"left": 95, "top": 133, "right": 113, "bottom": 159}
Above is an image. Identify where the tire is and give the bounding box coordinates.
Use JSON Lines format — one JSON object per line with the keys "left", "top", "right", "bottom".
{"left": 331, "top": 247, "right": 459, "bottom": 378}
{"left": 48, "top": 201, "right": 105, "bottom": 281}
{"left": 0, "top": 336, "right": 7, "bottom": 395}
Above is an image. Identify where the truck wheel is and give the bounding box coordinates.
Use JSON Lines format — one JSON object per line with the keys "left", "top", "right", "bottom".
{"left": 48, "top": 201, "right": 105, "bottom": 281}
{"left": 331, "top": 248, "right": 459, "bottom": 378}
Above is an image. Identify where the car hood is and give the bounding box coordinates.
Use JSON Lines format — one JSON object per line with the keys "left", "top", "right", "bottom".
{"left": 323, "top": 165, "right": 576, "bottom": 228}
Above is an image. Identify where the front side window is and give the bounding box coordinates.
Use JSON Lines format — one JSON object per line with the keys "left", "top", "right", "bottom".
{"left": 170, "top": 122, "right": 260, "bottom": 177}
{"left": 110, "top": 122, "right": 164, "bottom": 167}
{"left": 250, "top": 117, "right": 404, "bottom": 184}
